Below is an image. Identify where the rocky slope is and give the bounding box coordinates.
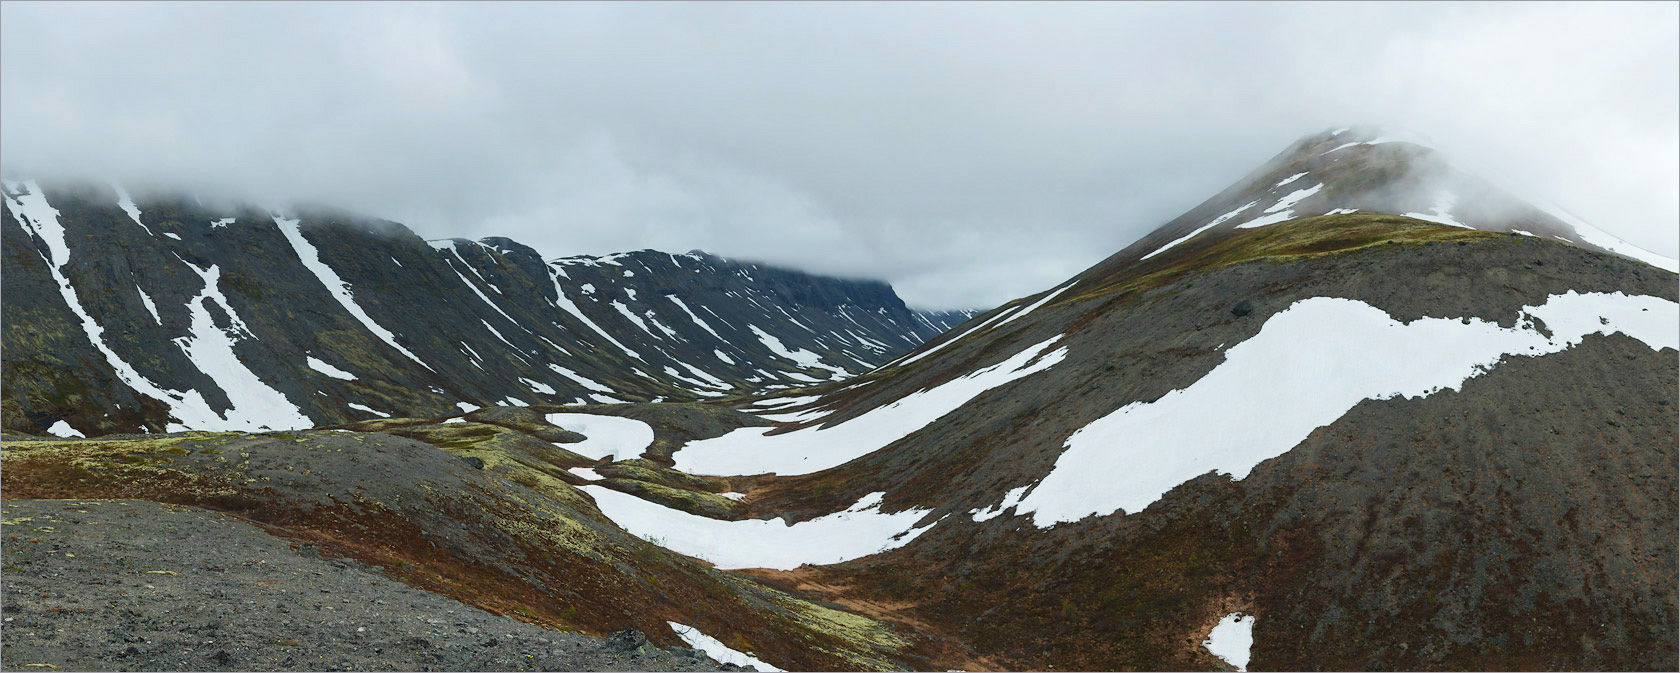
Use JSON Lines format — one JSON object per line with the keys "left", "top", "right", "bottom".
{"left": 0, "top": 499, "right": 734, "bottom": 672}
{"left": 3, "top": 128, "right": 1675, "bottom": 672}
{"left": 583, "top": 129, "right": 1677, "bottom": 670}
{"left": 0, "top": 181, "right": 971, "bottom": 436}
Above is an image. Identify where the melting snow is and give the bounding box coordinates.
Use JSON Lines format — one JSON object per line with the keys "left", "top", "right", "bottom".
{"left": 719, "top": 492, "right": 747, "bottom": 501}
{"left": 1557, "top": 216, "right": 1680, "bottom": 273}
{"left": 276, "top": 215, "right": 433, "bottom": 370}
{"left": 674, "top": 335, "right": 1068, "bottom": 476}
{"left": 519, "top": 377, "right": 557, "bottom": 395}
{"left": 548, "top": 268, "right": 643, "bottom": 360}
{"left": 1234, "top": 183, "right": 1324, "bottom": 230}
{"left": 984, "top": 284, "right": 1074, "bottom": 334}
{"left": 749, "top": 325, "right": 849, "bottom": 379}
{"left": 547, "top": 363, "right": 616, "bottom": 394}
{"left": 4, "top": 180, "right": 187, "bottom": 417}
{"left": 347, "top": 403, "right": 388, "bottom": 418}
{"left": 545, "top": 412, "right": 655, "bottom": 461}
{"left": 47, "top": 420, "right": 82, "bottom": 438}
{"left": 669, "top": 295, "right": 725, "bottom": 339}
{"left": 1140, "top": 200, "right": 1260, "bottom": 261}
{"left": 666, "top": 622, "right": 783, "bottom": 672}
{"left": 970, "top": 485, "right": 1030, "bottom": 523}
{"left": 1015, "top": 291, "right": 1678, "bottom": 526}
{"left": 136, "top": 286, "right": 161, "bottom": 325}
{"left": 111, "top": 184, "right": 152, "bottom": 235}
{"left": 1204, "top": 613, "right": 1255, "bottom": 671}
{"left": 210, "top": 217, "right": 235, "bottom": 228}
{"left": 306, "top": 356, "right": 357, "bottom": 381}
{"left": 613, "top": 301, "right": 653, "bottom": 333}
{"left": 1275, "top": 172, "right": 1308, "bottom": 187}
{"left": 714, "top": 349, "right": 736, "bottom": 364}
{"left": 584, "top": 488, "right": 936, "bottom": 570}
{"left": 171, "top": 263, "right": 313, "bottom": 431}
{"left": 570, "top": 467, "right": 602, "bottom": 480}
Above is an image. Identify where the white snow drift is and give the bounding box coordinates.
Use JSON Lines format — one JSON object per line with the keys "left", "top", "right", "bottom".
{"left": 582, "top": 489, "right": 936, "bottom": 570}
{"left": 666, "top": 622, "right": 783, "bottom": 672}
{"left": 1015, "top": 291, "right": 1678, "bottom": 526}
{"left": 545, "top": 412, "right": 655, "bottom": 461}
{"left": 673, "top": 335, "right": 1069, "bottom": 476}
{"left": 1204, "top": 613, "right": 1255, "bottom": 672}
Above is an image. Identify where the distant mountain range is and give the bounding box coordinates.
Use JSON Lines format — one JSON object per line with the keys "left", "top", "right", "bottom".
{"left": 1, "top": 183, "right": 971, "bottom": 435}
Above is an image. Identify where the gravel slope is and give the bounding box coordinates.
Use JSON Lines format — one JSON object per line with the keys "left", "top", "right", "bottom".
{"left": 0, "top": 499, "right": 730, "bottom": 672}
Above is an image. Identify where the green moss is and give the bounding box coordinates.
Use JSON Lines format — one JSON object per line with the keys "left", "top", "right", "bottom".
{"left": 596, "top": 458, "right": 728, "bottom": 492}
{"left": 600, "top": 478, "right": 745, "bottom": 520}
{"left": 1077, "top": 213, "right": 1503, "bottom": 302}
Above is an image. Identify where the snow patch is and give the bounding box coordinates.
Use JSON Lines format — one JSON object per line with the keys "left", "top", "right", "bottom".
{"left": 170, "top": 263, "right": 313, "bottom": 432}
{"left": 276, "top": 215, "right": 432, "bottom": 370}
{"left": 749, "top": 325, "right": 849, "bottom": 379}
{"left": 669, "top": 295, "right": 725, "bottom": 339}
{"left": 584, "top": 488, "right": 935, "bottom": 570}
{"left": 674, "top": 335, "right": 1068, "bottom": 476}
{"left": 1140, "top": 200, "right": 1260, "bottom": 261}
{"left": 970, "top": 485, "right": 1030, "bottom": 523}
{"left": 47, "top": 420, "right": 82, "bottom": 438}
{"left": 545, "top": 413, "right": 655, "bottom": 461}
{"left": 1204, "top": 613, "right": 1254, "bottom": 671}
{"left": 306, "top": 356, "right": 356, "bottom": 381}
{"left": 347, "top": 403, "right": 388, "bottom": 418}
{"left": 111, "top": 184, "right": 152, "bottom": 235}
{"left": 1016, "top": 291, "right": 1679, "bottom": 526}
{"left": 136, "top": 286, "right": 161, "bottom": 325}
{"left": 519, "top": 377, "right": 557, "bottom": 395}
{"left": 547, "top": 363, "right": 616, "bottom": 394}
{"left": 666, "top": 622, "right": 783, "bottom": 672}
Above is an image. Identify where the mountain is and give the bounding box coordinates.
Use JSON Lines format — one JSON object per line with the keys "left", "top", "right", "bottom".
{"left": 3, "top": 128, "right": 1675, "bottom": 672}
{"left": 600, "top": 128, "right": 1674, "bottom": 670}
{"left": 0, "top": 180, "right": 973, "bottom": 436}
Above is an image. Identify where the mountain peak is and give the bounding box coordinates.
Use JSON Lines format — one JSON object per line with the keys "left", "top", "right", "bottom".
{"left": 1103, "top": 129, "right": 1677, "bottom": 273}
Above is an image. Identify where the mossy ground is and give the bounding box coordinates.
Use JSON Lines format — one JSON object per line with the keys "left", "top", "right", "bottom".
{"left": 1, "top": 413, "right": 925, "bottom": 671}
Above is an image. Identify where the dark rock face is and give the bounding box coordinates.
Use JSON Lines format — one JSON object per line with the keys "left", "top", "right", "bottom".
{"left": 0, "top": 180, "right": 974, "bottom": 436}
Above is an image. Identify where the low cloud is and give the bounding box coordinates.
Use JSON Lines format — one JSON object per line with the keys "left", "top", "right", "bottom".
{"left": 3, "top": 2, "right": 1674, "bottom": 309}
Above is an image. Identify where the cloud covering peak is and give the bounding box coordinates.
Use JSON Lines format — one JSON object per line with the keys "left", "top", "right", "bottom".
{"left": 3, "top": 2, "right": 1674, "bottom": 309}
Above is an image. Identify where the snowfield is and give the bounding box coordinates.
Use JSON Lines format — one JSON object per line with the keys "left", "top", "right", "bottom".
{"left": 673, "top": 335, "right": 1069, "bottom": 476}
{"left": 545, "top": 412, "right": 655, "bottom": 461}
{"left": 581, "top": 489, "right": 936, "bottom": 570}
{"left": 1014, "top": 291, "right": 1679, "bottom": 526}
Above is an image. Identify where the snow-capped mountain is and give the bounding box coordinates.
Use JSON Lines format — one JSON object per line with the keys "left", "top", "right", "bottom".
{"left": 0, "top": 180, "right": 972, "bottom": 436}
{"left": 589, "top": 127, "right": 1676, "bottom": 670}
{"left": 4, "top": 127, "right": 1674, "bottom": 672}
{"left": 1112, "top": 125, "right": 1676, "bottom": 273}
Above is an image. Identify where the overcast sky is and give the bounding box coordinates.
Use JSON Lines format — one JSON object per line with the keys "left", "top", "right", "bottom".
{"left": 3, "top": 2, "right": 1675, "bottom": 309}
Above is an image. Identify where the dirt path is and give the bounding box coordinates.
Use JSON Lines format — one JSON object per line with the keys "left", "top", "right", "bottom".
{"left": 0, "top": 499, "right": 728, "bottom": 672}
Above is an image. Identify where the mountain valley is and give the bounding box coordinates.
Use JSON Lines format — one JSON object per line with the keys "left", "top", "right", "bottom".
{"left": 3, "top": 127, "right": 1675, "bottom": 671}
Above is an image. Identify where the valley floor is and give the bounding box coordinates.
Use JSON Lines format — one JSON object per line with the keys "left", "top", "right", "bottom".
{"left": 0, "top": 499, "right": 730, "bottom": 672}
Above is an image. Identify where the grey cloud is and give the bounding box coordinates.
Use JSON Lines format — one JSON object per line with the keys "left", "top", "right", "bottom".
{"left": 3, "top": 1, "right": 1674, "bottom": 309}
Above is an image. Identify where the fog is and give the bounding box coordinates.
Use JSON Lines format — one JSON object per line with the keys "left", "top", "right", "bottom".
{"left": 3, "top": 2, "right": 1674, "bottom": 309}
